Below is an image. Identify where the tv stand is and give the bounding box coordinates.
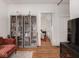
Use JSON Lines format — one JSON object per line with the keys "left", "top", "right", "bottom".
{"left": 60, "top": 42, "right": 79, "bottom": 58}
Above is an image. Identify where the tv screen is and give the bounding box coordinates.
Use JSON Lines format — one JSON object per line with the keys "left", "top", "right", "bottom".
{"left": 68, "top": 18, "right": 79, "bottom": 45}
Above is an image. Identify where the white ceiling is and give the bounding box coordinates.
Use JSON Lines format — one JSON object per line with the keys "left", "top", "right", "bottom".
{"left": 4, "top": 0, "right": 69, "bottom": 4}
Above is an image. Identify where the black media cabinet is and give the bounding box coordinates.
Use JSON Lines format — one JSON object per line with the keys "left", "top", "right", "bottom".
{"left": 60, "top": 42, "right": 79, "bottom": 58}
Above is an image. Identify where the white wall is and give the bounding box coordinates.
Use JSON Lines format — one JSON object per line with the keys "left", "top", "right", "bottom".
{"left": 0, "top": 0, "right": 8, "bottom": 38}
{"left": 52, "top": 4, "right": 70, "bottom": 46}
{"left": 70, "top": 0, "right": 79, "bottom": 19}
{"left": 7, "top": 3, "right": 69, "bottom": 46}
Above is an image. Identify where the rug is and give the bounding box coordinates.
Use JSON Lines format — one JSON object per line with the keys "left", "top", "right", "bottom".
{"left": 10, "top": 51, "right": 33, "bottom": 58}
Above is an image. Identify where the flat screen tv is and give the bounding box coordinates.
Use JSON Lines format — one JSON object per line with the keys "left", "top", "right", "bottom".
{"left": 68, "top": 18, "right": 79, "bottom": 45}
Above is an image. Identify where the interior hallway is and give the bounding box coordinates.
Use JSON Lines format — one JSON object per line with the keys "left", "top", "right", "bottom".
{"left": 17, "top": 37, "right": 60, "bottom": 58}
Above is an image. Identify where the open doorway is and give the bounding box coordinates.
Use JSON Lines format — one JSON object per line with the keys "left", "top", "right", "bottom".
{"left": 41, "top": 13, "right": 53, "bottom": 47}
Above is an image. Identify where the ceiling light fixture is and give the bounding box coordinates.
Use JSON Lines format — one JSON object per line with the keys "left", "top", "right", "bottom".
{"left": 57, "top": 0, "right": 63, "bottom": 5}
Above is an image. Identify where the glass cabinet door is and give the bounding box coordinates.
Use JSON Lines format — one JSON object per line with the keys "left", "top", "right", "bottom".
{"left": 31, "top": 16, "right": 37, "bottom": 47}
{"left": 24, "top": 16, "right": 31, "bottom": 47}
{"left": 17, "top": 15, "right": 23, "bottom": 48}
{"left": 10, "top": 16, "right": 16, "bottom": 39}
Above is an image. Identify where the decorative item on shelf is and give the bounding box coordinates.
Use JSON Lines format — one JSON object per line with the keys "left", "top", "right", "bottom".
{"left": 25, "top": 33, "right": 28, "bottom": 37}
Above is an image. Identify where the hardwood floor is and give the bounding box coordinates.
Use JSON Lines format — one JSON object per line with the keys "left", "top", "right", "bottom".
{"left": 17, "top": 37, "right": 60, "bottom": 58}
